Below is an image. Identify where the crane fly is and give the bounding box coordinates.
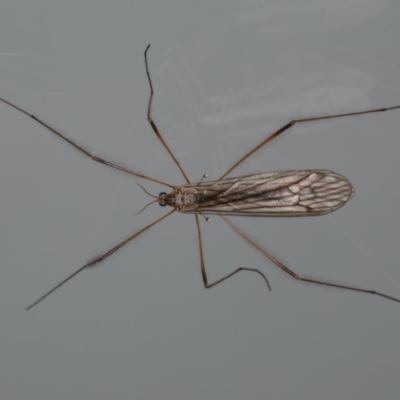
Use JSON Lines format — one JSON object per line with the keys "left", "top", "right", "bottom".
{"left": 1, "top": 45, "right": 400, "bottom": 310}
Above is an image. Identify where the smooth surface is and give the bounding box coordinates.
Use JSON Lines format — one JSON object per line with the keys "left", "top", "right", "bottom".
{"left": 0, "top": 1, "right": 399, "bottom": 399}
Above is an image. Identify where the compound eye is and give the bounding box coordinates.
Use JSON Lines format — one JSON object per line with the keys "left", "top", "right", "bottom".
{"left": 159, "top": 192, "right": 167, "bottom": 207}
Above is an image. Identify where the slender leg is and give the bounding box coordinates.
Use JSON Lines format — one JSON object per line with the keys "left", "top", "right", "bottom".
{"left": 219, "top": 214, "right": 400, "bottom": 304}
{"left": 219, "top": 105, "right": 400, "bottom": 180}
{"left": 144, "top": 45, "right": 190, "bottom": 184}
{"left": 26, "top": 210, "right": 175, "bottom": 310}
{"left": 194, "top": 214, "right": 271, "bottom": 290}
{"left": 0, "top": 96, "right": 173, "bottom": 188}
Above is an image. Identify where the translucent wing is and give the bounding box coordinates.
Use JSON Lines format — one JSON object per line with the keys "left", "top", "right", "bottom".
{"left": 180, "top": 170, "right": 354, "bottom": 216}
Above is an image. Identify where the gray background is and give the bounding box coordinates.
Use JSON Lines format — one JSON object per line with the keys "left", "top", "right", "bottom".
{"left": 0, "top": 1, "right": 400, "bottom": 399}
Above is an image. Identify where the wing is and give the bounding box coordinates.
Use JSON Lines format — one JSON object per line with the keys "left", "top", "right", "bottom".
{"left": 181, "top": 170, "right": 354, "bottom": 216}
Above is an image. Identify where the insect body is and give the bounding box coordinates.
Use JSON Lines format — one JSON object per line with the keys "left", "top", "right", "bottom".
{"left": 1, "top": 44, "right": 400, "bottom": 309}
{"left": 162, "top": 170, "right": 354, "bottom": 216}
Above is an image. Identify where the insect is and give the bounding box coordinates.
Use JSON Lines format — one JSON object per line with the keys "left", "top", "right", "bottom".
{"left": 1, "top": 45, "right": 400, "bottom": 310}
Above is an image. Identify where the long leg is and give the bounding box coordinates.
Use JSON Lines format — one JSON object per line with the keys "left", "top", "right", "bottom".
{"left": 26, "top": 209, "right": 175, "bottom": 310}
{"left": 219, "top": 105, "right": 400, "bottom": 180}
{"left": 194, "top": 214, "right": 271, "bottom": 290}
{"left": 0, "top": 96, "right": 173, "bottom": 189}
{"left": 219, "top": 214, "right": 400, "bottom": 304}
{"left": 144, "top": 44, "right": 190, "bottom": 184}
